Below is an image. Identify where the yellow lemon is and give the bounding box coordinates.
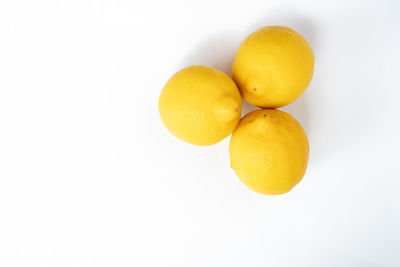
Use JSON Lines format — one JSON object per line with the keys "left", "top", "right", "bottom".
{"left": 159, "top": 65, "right": 242, "bottom": 146}
{"left": 229, "top": 109, "right": 309, "bottom": 195}
{"left": 232, "top": 26, "right": 314, "bottom": 108}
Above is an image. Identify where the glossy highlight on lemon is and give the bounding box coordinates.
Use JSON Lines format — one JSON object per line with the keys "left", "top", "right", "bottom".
{"left": 229, "top": 109, "right": 309, "bottom": 195}
{"left": 159, "top": 65, "right": 242, "bottom": 146}
{"left": 232, "top": 26, "right": 314, "bottom": 108}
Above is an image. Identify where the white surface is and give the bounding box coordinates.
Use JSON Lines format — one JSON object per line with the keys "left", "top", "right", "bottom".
{"left": 0, "top": 0, "right": 399, "bottom": 266}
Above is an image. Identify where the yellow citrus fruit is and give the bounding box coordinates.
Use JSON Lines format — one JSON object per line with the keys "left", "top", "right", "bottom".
{"left": 232, "top": 26, "right": 314, "bottom": 108}
{"left": 229, "top": 109, "right": 309, "bottom": 195}
{"left": 159, "top": 65, "right": 242, "bottom": 146}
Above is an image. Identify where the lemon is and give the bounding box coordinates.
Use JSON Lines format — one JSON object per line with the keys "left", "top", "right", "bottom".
{"left": 229, "top": 109, "right": 309, "bottom": 195}
{"left": 159, "top": 65, "right": 242, "bottom": 146}
{"left": 232, "top": 26, "right": 314, "bottom": 108}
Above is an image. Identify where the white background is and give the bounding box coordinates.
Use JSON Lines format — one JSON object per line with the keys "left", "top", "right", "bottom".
{"left": 1, "top": 0, "right": 399, "bottom": 266}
